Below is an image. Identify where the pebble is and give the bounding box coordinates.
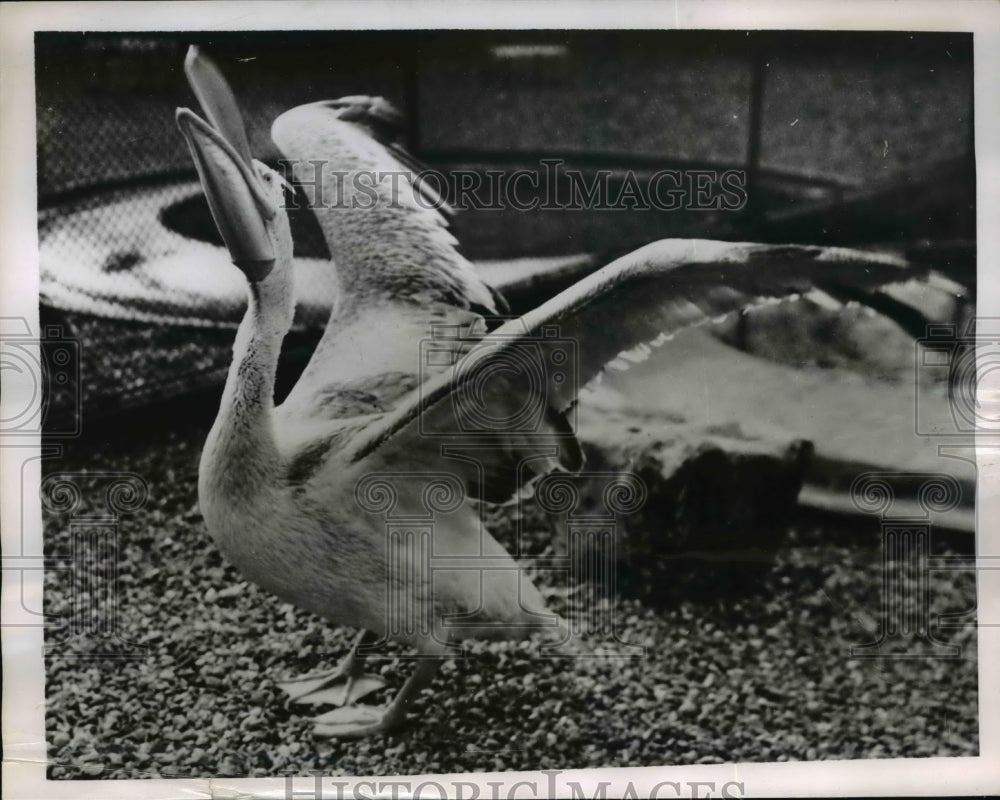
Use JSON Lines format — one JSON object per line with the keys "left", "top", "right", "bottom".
{"left": 42, "top": 420, "right": 979, "bottom": 776}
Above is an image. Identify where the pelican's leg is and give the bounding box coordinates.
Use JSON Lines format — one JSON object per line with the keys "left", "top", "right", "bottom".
{"left": 312, "top": 656, "right": 442, "bottom": 738}
{"left": 278, "top": 629, "right": 387, "bottom": 707}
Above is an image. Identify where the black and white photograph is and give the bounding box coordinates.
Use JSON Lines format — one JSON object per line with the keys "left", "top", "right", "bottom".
{"left": 2, "top": 2, "right": 998, "bottom": 798}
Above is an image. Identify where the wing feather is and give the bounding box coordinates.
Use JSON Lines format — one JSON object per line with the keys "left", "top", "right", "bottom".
{"left": 342, "top": 239, "right": 921, "bottom": 497}
{"left": 271, "top": 98, "right": 504, "bottom": 420}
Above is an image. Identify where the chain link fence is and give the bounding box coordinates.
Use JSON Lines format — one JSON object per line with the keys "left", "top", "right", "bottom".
{"left": 35, "top": 31, "right": 973, "bottom": 430}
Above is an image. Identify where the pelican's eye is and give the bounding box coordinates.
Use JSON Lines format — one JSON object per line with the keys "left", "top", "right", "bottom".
{"left": 265, "top": 170, "right": 297, "bottom": 206}
{"left": 250, "top": 162, "right": 288, "bottom": 216}
{"left": 255, "top": 163, "right": 293, "bottom": 194}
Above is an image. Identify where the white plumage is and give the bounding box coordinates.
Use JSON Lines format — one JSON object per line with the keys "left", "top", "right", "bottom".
{"left": 178, "top": 46, "right": 919, "bottom": 737}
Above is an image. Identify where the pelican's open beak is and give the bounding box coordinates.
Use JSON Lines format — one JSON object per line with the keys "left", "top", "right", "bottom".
{"left": 176, "top": 46, "right": 276, "bottom": 282}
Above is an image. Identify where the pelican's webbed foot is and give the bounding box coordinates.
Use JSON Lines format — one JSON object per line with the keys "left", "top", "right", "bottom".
{"left": 310, "top": 656, "right": 442, "bottom": 739}
{"left": 313, "top": 703, "right": 408, "bottom": 738}
{"left": 277, "top": 630, "right": 386, "bottom": 707}
{"left": 278, "top": 669, "right": 386, "bottom": 707}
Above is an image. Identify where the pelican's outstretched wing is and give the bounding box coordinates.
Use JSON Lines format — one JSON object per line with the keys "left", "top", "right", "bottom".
{"left": 343, "top": 238, "right": 921, "bottom": 500}
{"left": 272, "top": 99, "right": 508, "bottom": 421}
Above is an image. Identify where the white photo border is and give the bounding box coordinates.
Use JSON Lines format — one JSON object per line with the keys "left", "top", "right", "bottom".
{"left": 2, "top": 1, "right": 998, "bottom": 798}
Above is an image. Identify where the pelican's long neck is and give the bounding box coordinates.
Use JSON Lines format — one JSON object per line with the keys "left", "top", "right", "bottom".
{"left": 201, "top": 278, "right": 292, "bottom": 515}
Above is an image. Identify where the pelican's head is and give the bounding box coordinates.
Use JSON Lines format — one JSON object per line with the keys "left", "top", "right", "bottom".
{"left": 176, "top": 47, "right": 292, "bottom": 287}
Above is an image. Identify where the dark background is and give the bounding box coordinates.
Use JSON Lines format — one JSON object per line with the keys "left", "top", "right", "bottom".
{"left": 37, "top": 30, "right": 973, "bottom": 241}
{"left": 36, "top": 30, "right": 976, "bottom": 419}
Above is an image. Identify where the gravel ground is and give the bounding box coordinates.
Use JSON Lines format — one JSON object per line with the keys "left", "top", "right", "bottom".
{"left": 43, "top": 406, "right": 978, "bottom": 779}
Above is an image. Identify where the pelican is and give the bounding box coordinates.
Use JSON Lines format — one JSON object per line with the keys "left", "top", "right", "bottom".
{"left": 177, "top": 47, "right": 918, "bottom": 737}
